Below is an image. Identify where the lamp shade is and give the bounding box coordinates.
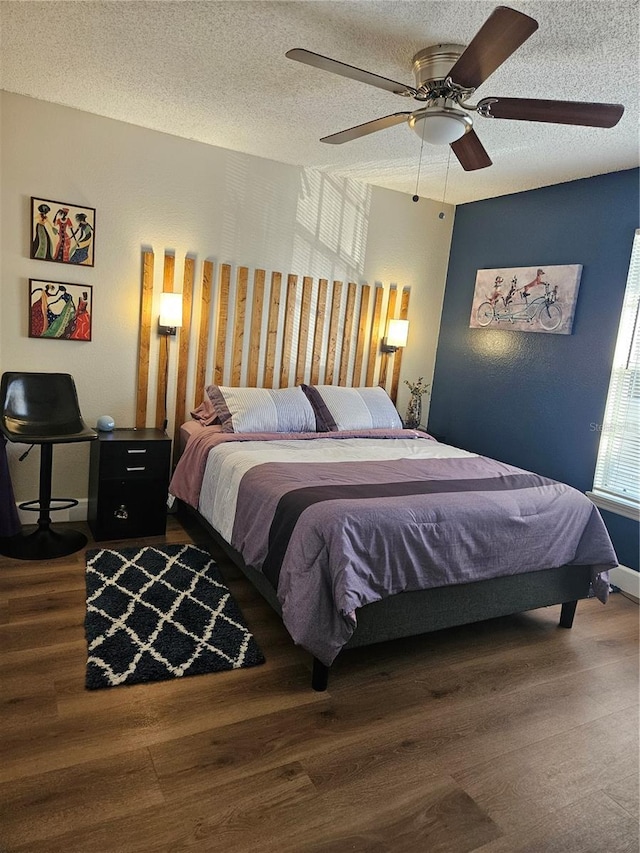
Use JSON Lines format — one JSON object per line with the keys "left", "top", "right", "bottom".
{"left": 159, "top": 292, "right": 183, "bottom": 329}
{"left": 386, "top": 319, "right": 409, "bottom": 349}
{"left": 411, "top": 110, "right": 471, "bottom": 145}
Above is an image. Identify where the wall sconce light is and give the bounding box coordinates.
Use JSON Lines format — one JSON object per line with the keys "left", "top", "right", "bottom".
{"left": 158, "top": 292, "right": 183, "bottom": 336}
{"left": 381, "top": 318, "right": 409, "bottom": 353}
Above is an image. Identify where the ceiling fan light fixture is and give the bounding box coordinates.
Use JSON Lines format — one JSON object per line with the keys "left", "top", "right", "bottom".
{"left": 410, "top": 109, "right": 472, "bottom": 145}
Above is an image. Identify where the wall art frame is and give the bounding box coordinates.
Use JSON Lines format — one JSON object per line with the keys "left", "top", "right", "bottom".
{"left": 469, "top": 264, "right": 583, "bottom": 335}
{"left": 29, "top": 279, "right": 93, "bottom": 341}
{"left": 30, "top": 196, "right": 96, "bottom": 267}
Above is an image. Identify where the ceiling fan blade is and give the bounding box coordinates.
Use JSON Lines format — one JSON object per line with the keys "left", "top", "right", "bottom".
{"left": 478, "top": 97, "right": 625, "bottom": 127}
{"left": 320, "top": 113, "right": 412, "bottom": 144}
{"left": 450, "top": 130, "right": 493, "bottom": 171}
{"left": 286, "top": 48, "right": 417, "bottom": 96}
{"left": 448, "top": 6, "right": 538, "bottom": 90}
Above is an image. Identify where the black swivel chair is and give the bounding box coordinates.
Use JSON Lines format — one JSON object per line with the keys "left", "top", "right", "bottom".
{"left": 0, "top": 372, "right": 97, "bottom": 560}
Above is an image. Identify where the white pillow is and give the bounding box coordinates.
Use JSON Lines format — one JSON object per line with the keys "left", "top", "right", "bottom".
{"left": 301, "top": 385, "right": 402, "bottom": 431}
{"left": 205, "top": 385, "right": 316, "bottom": 434}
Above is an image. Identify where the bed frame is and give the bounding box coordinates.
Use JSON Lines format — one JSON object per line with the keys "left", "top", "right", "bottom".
{"left": 181, "top": 503, "right": 592, "bottom": 691}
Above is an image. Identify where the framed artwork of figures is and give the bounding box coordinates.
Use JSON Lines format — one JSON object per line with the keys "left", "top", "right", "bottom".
{"left": 29, "top": 279, "right": 93, "bottom": 341}
{"left": 30, "top": 197, "right": 96, "bottom": 267}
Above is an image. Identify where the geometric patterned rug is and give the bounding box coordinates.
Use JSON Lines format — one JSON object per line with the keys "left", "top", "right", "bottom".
{"left": 84, "top": 543, "right": 265, "bottom": 689}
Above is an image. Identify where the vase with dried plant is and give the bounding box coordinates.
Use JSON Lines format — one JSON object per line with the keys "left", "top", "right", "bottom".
{"left": 403, "top": 377, "right": 430, "bottom": 429}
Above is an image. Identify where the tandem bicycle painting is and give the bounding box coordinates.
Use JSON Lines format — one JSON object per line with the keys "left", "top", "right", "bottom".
{"left": 469, "top": 265, "right": 583, "bottom": 335}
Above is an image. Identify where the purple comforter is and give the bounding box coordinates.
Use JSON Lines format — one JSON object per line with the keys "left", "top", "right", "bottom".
{"left": 170, "top": 430, "right": 617, "bottom": 665}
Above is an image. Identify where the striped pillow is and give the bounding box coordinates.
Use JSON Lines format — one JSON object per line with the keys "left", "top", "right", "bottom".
{"left": 206, "top": 386, "right": 316, "bottom": 434}
{"left": 301, "top": 385, "right": 402, "bottom": 431}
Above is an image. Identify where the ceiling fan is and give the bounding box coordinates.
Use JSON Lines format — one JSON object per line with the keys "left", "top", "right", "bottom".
{"left": 286, "top": 5, "right": 624, "bottom": 171}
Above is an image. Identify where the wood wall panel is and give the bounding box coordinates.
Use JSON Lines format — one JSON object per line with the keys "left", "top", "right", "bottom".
{"left": 310, "top": 278, "right": 328, "bottom": 385}
{"left": 135, "top": 251, "right": 154, "bottom": 428}
{"left": 365, "top": 286, "right": 384, "bottom": 387}
{"left": 352, "top": 283, "right": 370, "bottom": 387}
{"left": 378, "top": 285, "right": 398, "bottom": 391}
{"left": 231, "top": 267, "right": 248, "bottom": 386}
{"left": 279, "top": 275, "right": 298, "bottom": 388}
{"left": 390, "top": 287, "right": 411, "bottom": 405}
{"left": 338, "top": 282, "right": 357, "bottom": 386}
{"left": 193, "top": 260, "right": 213, "bottom": 409}
{"left": 214, "top": 264, "right": 231, "bottom": 386}
{"left": 263, "top": 272, "right": 282, "bottom": 389}
{"left": 247, "top": 269, "right": 265, "bottom": 388}
{"left": 295, "top": 276, "right": 313, "bottom": 386}
{"left": 325, "top": 281, "right": 343, "bottom": 385}
{"left": 173, "top": 257, "right": 195, "bottom": 464}
{"left": 155, "top": 253, "right": 175, "bottom": 430}
{"left": 137, "top": 252, "right": 409, "bottom": 453}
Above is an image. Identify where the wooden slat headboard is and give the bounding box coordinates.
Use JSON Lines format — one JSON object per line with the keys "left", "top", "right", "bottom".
{"left": 136, "top": 250, "right": 410, "bottom": 458}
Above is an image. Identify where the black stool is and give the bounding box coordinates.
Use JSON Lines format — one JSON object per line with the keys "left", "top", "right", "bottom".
{"left": 0, "top": 372, "right": 97, "bottom": 560}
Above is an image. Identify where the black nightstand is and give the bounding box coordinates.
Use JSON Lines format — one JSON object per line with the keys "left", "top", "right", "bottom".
{"left": 88, "top": 428, "right": 171, "bottom": 541}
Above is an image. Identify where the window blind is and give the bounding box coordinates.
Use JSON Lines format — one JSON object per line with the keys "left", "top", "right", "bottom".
{"left": 591, "top": 229, "right": 640, "bottom": 516}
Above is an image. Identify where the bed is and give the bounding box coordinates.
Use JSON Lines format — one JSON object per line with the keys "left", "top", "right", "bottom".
{"left": 169, "top": 384, "right": 617, "bottom": 690}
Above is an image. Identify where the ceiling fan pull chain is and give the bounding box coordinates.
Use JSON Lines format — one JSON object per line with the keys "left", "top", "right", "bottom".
{"left": 443, "top": 148, "right": 452, "bottom": 202}
{"left": 412, "top": 116, "right": 428, "bottom": 202}
{"left": 439, "top": 149, "right": 452, "bottom": 218}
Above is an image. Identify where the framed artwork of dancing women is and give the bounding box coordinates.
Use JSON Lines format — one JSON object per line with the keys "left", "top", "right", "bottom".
{"left": 29, "top": 280, "right": 93, "bottom": 341}
{"left": 30, "top": 197, "right": 96, "bottom": 266}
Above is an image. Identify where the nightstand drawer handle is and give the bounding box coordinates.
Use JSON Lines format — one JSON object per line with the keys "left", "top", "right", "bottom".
{"left": 114, "top": 505, "right": 128, "bottom": 520}
{"left": 127, "top": 449, "right": 147, "bottom": 454}
{"left": 126, "top": 466, "right": 146, "bottom": 472}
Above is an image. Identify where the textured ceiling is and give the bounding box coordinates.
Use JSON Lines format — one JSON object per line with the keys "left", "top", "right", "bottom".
{"left": 1, "top": 0, "right": 638, "bottom": 204}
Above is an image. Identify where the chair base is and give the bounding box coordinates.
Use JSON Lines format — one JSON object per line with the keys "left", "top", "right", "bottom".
{"left": 0, "top": 525, "right": 87, "bottom": 560}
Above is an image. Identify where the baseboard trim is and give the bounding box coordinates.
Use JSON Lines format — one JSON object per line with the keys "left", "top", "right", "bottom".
{"left": 609, "top": 565, "right": 640, "bottom": 601}
{"left": 17, "top": 498, "right": 88, "bottom": 524}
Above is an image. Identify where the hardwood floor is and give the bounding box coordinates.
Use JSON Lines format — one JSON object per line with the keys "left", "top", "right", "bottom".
{"left": 1, "top": 513, "right": 638, "bottom": 852}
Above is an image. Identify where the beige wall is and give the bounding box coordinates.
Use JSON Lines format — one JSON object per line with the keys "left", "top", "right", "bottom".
{"left": 0, "top": 91, "right": 454, "bottom": 511}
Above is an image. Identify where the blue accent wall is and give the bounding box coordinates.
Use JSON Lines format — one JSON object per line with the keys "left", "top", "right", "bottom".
{"left": 428, "top": 169, "right": 639, "bottom": 570}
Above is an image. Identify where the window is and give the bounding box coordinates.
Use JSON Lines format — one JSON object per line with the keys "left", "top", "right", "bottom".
{"left": 588, "top": 229, "right": 640, "bottom": 520}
